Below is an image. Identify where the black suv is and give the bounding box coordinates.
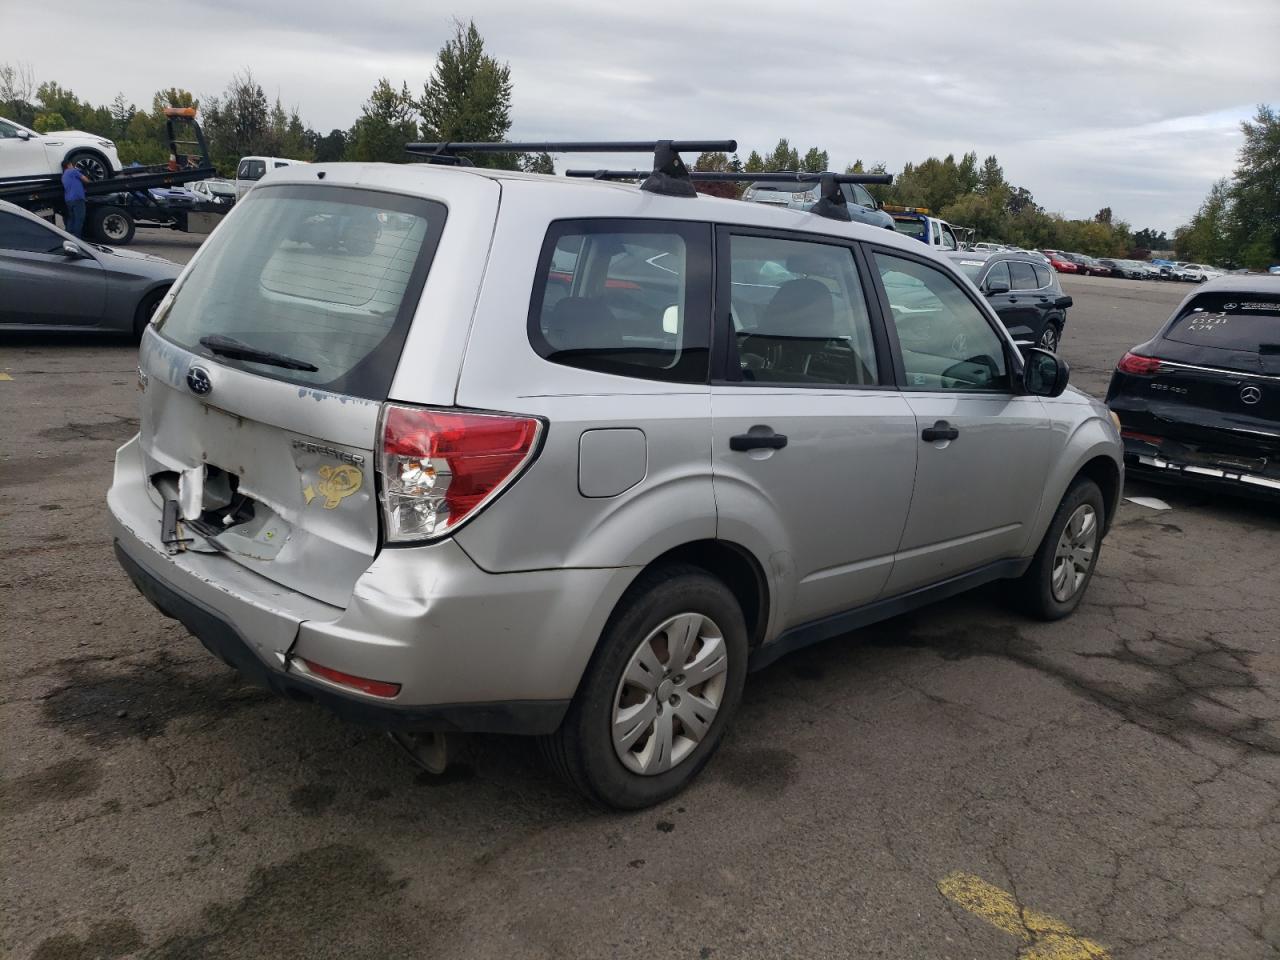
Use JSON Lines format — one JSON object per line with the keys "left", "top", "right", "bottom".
{"left": 946, "top": 251, "right": 1074, "bottom": 351}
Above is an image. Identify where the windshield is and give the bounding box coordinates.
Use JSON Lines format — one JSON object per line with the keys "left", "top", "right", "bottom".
{"left": 952, "top": 258, "right": 988, "bottom": 280}
{"left": 208, "top": 182, "right": 235, "bottom": 196}
{"left": 892, "top": 218, "right": 926, "bottom": 239}
{"left": 155, "top": 184, "right": 445, "bottom": 399}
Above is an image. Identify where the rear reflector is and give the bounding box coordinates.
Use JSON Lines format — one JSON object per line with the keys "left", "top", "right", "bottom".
{"left": 1117, "top": 352, "right": 1163, "bottom": 375}
{"left": 379, "top": 405, "right": 543, "bottom": 543}
{"left": 298, "top": 658, "right": 401, "bottom": 699}
{"left": 1121, "top": 430, "right": 1164, "bottom": 445}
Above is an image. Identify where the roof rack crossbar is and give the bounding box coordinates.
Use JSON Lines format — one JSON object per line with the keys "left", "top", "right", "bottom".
{"left": 405, "top": 139, "right": 737, "bottom": 197}
{"left": 565, "top": 170, "right": 892, "bottom": 185}
{"left": 564, "top": 169, "right": 892, "bottom": 222}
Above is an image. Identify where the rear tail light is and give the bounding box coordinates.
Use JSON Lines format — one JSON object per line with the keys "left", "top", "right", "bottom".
{"left": 1117, "top": 352, "right": 1163, "bottom": 375}
{"left": 296, "top": 658, "right": 401, "bottom": 699}
{"left": 378, "top": 404, "right": 543, "bottom": 543}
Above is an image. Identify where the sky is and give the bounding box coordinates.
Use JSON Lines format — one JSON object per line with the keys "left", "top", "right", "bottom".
{"left": 8, "top": 0, "right": 1279, "bottom": 234}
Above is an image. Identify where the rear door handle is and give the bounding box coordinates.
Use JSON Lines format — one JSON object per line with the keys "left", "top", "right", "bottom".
{"left": 921, "top": 420, "right": 959, "bottom": 442}
{"left": 730, "top": 431, "right": 788, "bottom": 451}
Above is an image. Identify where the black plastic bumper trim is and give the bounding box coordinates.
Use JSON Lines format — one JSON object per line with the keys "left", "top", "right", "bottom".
{"left": 113, "top": 540, "right": 570, "bottom": 735}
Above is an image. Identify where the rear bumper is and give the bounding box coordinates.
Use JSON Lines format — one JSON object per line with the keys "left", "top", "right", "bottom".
{"left": 108, "top": 436, "right": 636, "bottom": 734}
{"left": 1121, "top": 435, "right": 1280, "bottom": 499}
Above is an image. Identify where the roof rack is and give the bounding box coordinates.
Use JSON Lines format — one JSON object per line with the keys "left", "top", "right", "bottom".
{"left": 564, "top": 169, "right": 893, "bottom": 222}
{"left": 403, "top": 139, "right": 737, "bottom": 197}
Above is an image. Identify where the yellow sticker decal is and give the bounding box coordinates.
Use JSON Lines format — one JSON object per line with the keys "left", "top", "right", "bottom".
{"left": 302, "top": 463, "right": 363, "bottom": 509}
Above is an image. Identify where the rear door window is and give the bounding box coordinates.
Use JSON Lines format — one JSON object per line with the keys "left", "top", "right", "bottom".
{"left": 528, "top": 220, "right": 712, "bottom": 383}
{"left": 1033, "top": 264, "right": 1052, "bottom": 287}
{"left": 155, "top": 184, "right": 445, "bottom": 400}
{"left": 984, "top": 261, "right": 1010, "bottom": 290}
{"left": 725, "top": 233, "right": 879, "bottom": 386}
{"left": 1009, "top": 261, "right": 1039, "bottom": 290}
{"left": 0, "top": 212, "right": 61, "bottom": 254}
{"left": 1166, "top": 293, "right": 1280, "bottom": 353}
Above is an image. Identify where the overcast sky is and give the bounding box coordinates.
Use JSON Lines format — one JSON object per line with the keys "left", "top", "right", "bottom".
{"left": 11, "top": 0, "right": 1278, "bottom": 233}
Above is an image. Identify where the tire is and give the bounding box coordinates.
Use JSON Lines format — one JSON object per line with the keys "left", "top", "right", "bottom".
{"left": 66, "top": 149, "right": 111, "bottom": 181}
{"left": 1038, "top": 322, "right": 1062, "bottom": 353}
{"left": 133, "top": 287, "right": 168, "bottom": 340}
{"left": 89, "top": 206, "right": 134, "bottom": 245}
{"left": 541, "top": 564, "right": 749, "bottom": 809}
{"left": 1010, "top": 478, "right": 1105, "bottom": 621}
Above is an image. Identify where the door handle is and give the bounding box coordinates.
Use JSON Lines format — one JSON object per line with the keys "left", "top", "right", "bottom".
{"left": 921, "top": 420, "right": 959, "bottom": 442}
{"left": 730, "top": 431, "right": 788, "bottom": 451}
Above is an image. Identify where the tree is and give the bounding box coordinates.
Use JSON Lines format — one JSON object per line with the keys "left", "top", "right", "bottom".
{"left": 202, "top": 70, "right": 271, "bottom": 171}
{"left": 1226, "top": 104, "right": 1280, "bottom": 268}
{"left": 1132, "top": 227, "right": 1170, "bottom": 250}
{"left": 347, "top": 78, "right": 418, "bottom": 163}
{"left": 109, "top": 93, "right": 134, "bottom": 139}
{"left": 1175, "top": 179, "right": 1231, "bottom": 263}
{"left": 522, "top": 152, "right": 555, "bottom": 175}
{"left": 1094, "top": 207, "right": 1113, "bottom": 225}
{"left": 692, "top": 151, "right": 735, "bottom": 198}
{"left": 762, "top": 138, "right": 800, "bottom": 172}
{"left": 312, "top": 128, "right": 349, "bottom": 163}
{"left": 743, "top": 150, "right": 764, "bottom": 174}
{"left": 800, "top": 147, "right": 829, "bottom": 173}
{"left": 419, "top": 20, "right": 514, "bottom": 168}
{"left": 977, "top": 155, "right": 1005, "bottom": 195}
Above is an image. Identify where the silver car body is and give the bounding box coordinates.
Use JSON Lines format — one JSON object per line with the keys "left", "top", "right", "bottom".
{"left": 109, "top": 162, "right": 1122, "bottom": 732}
{"left": 0, "top": 199, "right": 180, "bottom": 333}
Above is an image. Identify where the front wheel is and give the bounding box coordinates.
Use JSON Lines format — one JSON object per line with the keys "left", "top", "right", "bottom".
{"left": 67, "top": 150, "right": 110, "bottom": 181}
{"left": 541, "top": 565, "right": 748, "bottom": 809}
{"left": 1010, "top": 478, "right": 1105, "bottom": 620}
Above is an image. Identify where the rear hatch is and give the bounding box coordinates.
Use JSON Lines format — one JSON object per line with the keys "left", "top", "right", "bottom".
{"left": 1111, "top": 291, "right": 1280, "bottom": 468}
{"left": 137, "top": 179, "right": 449, "bottom": 607}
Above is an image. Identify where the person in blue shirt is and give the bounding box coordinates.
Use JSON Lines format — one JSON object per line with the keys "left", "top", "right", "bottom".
{"left": 61, "top": 160, "right": 89, "bottom": 237}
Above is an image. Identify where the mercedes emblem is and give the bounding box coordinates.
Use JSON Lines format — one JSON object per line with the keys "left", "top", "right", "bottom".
{"left": 1240, "top": 385, "right": 1262, "bottom": 405}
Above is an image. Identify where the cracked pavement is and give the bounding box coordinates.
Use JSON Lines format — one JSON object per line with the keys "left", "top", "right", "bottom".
{"left": 2, "top": 238, "right": 1278, "bottom": 959}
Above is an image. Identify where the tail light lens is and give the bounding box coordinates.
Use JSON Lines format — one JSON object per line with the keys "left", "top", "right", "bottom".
{"left": 1117, "top": 352, "right": 1163, "bottom": 375}
{"left": 378, "top": 404, "right": 543, "bottom": 543}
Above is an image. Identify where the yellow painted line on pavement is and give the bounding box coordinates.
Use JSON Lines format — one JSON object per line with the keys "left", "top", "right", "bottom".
{"left": 0, "top": 372, "right": 12, "bottom": 380}
{"left": 938, "top": 872, "right": 1110, "bottom": 959}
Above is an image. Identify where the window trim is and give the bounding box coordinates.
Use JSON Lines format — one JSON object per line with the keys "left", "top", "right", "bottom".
{"left": 864, "top": 242, "right": 1025, "bottom": 394}
{"left": 710, "top": 223, "right": 895, "bottom": 391}
{"left": 526, "top": 217, "right": 714, "bottom": 385}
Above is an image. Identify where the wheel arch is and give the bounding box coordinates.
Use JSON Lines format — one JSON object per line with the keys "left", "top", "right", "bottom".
{"left": 1076, "top": 454, "right": 1122, "bottom": 535}
{"left": 133, "top": 282, "right": 173, "bottom": 337}
{"left": 634, "top": 540, "right": 770, "bottom": 650}
{"left": 63, "top": 146, "right": 113, "bottom": 176}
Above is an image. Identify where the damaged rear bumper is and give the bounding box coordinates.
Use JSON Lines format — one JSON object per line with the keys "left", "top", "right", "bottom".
{"left": 108, "top": 436, "right": 635, "bottom": 734}
{"left": 1121, "top": 435, "right": 1280, "bottom": 499}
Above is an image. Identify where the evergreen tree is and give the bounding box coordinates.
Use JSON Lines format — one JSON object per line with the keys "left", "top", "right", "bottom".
{"left": 347, "top": 78, "right": 418, "bottom": 163}
{"left": 419, "top": 20, "right": 514, "bottom": 169}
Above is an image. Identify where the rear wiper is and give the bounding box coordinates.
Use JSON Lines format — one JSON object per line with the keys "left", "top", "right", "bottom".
{"left": 199, "top": 335, "right": 319, "bottom": 372}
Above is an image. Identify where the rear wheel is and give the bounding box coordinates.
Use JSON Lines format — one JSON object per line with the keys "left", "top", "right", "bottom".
{"left": 89, "top": 206, "right": 134, "bottom": 245}
{"left": 67, "top": 150, "right": 110, "bottom": 181}
{"left": 133, "top": 287, "right": 167, "bottom": 340}
{"left": 1038, "top": 322, "right": 1062, "bottom": 353}
{"left": 1010, "top": 478, "right": 1104, "bottom": 620}
{"left": 541, "top": 564, "right": 748, "bottom": 809}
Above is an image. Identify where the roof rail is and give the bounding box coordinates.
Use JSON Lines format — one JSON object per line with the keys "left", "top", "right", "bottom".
{"left": 564, "top": 169, "right": 893, "bottom": 222}
{"left": 404, "top": 139, "right": 737, "bottom": 197}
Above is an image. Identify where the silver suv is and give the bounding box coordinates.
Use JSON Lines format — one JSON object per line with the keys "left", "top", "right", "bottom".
{"left": 109, "top": 158, "right": 1123, "bottom": 808}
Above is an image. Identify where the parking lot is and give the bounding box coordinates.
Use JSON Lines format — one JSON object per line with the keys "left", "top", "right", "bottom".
{"left": 2, "top": 231, "right": 1278, "bottom": 960}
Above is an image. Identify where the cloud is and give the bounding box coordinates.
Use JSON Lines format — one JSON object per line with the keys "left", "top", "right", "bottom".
{"left": 12, "top": 0, "right": 1278, "bottom": 232}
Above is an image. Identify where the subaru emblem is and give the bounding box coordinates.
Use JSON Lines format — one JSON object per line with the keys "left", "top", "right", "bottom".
{"left": 187, "top": 365, "right": 212, "bottom": 396}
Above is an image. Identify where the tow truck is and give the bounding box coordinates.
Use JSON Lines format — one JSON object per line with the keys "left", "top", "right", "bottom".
{"left": 0, "top": 107, "right": 223, "bottom": 245}
{"left": 882, "top": 203, "right": 964, "bottom": 252}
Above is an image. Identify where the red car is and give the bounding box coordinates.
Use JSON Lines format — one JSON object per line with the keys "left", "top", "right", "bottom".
{"left": 1042, "top": 251, "right": 1079, "bottom": 273}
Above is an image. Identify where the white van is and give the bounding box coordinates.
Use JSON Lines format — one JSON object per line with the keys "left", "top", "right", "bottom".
{"left": 235, "top": 156, "right": 307, "bottom": 199}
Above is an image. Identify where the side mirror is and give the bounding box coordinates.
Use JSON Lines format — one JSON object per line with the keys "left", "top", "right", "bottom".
{"left": 985, "top": 277, "right": 1011, "bottom": 295}
{"left": 1022, "top": 347, "right": 1070, "bottom": 397}
{"left": 61, "top": 240, "right": 87, "bottom": 259}
{"left": 16, "top": 129, "right": 32, "bottom": 140}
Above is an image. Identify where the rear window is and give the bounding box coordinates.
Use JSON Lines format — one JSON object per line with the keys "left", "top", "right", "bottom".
{"left": 156, "top": 184, "right": 445, "bottom": 399}
{"left": 528, "top": 219, "right": 712, "bottom": 383}
{"left": 892, "top": 218, "right": 926, "bottom": 240}
{"left": 237, "top": 159, "right": 266, "bottom": 180}
{"left": 1165, "top": 293, "right": 1280, "bottom": 353}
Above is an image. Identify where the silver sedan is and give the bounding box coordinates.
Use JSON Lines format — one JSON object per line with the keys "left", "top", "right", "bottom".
{"left": 0, "top": 199, "right": 181, "bottom": 337}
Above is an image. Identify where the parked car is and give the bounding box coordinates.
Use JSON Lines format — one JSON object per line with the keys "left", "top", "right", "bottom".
{"left": 0, "top": 116, "right": 122, "bottom": 181}
{"left": 0, "top": 199, "right": 180, "bottom": 335}
{"left": 189, "top": 178, "right": 237, "bottom": 206}
{"left": 947, "top": 251, "right": 1074, "bottom": 351}
{"left": 1176, "top": 263, "right": 1225, "bottom": 283}
{"left": 1107, "top": 276, "right": 1280, "bottom": 499}
{"left": 1099, "top": 259, "right": 1149, "bottom": 280}
{"left": 1082, "top": 257, "right": 1113, "bottom": 278}
{"left": 1043, "top": 252, "right": 1079, "bottom": 274}
{"left": 235, "top": 155, "right": 308, "bottom": 199}
{"left": 741, "top": 176, "right": 894, "bottom": 229}
{"left": 108, "top": 159, "right": 1122, "bottom": 808}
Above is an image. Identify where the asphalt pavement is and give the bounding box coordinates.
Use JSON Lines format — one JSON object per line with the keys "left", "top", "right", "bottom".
{"left": 2, "top": 236, "right": 1278, "bottom": 960}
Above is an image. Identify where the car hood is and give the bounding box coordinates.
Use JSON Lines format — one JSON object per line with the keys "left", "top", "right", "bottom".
{"left": 45, "top": 129, "right": 110, "bottom": 141}
{"left": 93, "top": 244, "right": 182, "bottom": 277}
